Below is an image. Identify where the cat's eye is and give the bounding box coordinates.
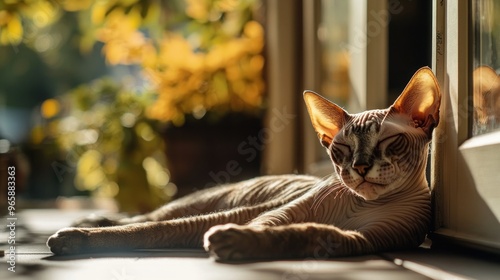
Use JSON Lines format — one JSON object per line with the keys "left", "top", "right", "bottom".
{"left": 332, "top": 142, "right": 351, "bottom": 153}
{"left": 330, "top": 142, "right": 351, "bottom": 164}
{"left": 377, "top": 134, "right": 404, "bottom": 155}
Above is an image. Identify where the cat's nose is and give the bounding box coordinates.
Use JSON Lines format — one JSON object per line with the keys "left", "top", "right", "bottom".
{"left": 352, "top": 159, "right": 371, "bottom": 176}
{"left": 352, "top": 164, "right": 369, "bottom": 176}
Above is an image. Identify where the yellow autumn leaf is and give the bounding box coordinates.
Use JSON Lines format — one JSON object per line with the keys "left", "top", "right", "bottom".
{"left": 244, "top": 21, "right": 264, "bottom": 39}
{"left": 41, "top": 99, "right": 61, "bottom": 119}
{"left": 79, "top": 168, "right": 106, "bottom": 191}
{"left": 216, "top": 0, "right": 239, "bottom": 12}
{"left": 127, "top": 6, "right": 143, "bottom": 29}
{"left": 186, "top": 0, "right": 209, "bottom": 21}
{"left": 102, "top": 41, "right": 125, "bottom": 64}
{"left": 75, "top": 150, "right": 105, "bottom": 190}
{"left": 225, "top": 63, "right": 241, "bottom": 81}
{"left": 0, "top": 10, "right": 11, "bottom": 27}
{"left": 3, "top": 14, "right": 23, "bottom": 45}
{"left": 91, "top": 2, "right": 107, "bottom": 25}
{"left": 249, "top": 54, "right": 264, "bottom": 73}
{"left": 94, "top": 181, "right": 119, "bottom": 198}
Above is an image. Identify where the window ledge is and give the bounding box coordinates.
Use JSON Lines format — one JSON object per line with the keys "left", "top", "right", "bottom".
{"left": 381, "top": 242, "right": 500, "bottom": 280}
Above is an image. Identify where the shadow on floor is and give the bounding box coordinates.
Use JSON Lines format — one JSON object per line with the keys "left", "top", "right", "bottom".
{"left": 43, "top": 248, "right": 209, "bottom": 261}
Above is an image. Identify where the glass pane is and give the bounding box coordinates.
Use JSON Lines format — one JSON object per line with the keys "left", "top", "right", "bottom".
{"left": 472, "top": 0, "right": 500, "bottom": 135}
{"left": 319, "top": 0, "right": 351, "bottom": 108}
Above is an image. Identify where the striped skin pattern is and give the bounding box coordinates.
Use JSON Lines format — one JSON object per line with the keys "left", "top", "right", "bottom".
{"left": 47, "top": 67, "right": 441, "bottom": 261}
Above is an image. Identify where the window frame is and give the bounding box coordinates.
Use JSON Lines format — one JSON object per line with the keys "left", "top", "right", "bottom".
{"left": 262, "top": 0, "right": 302, "bottom": 175}
{"left": 301, "top": 0, "right": 388, "bottom": 176}
{"left": 430, "top": 0, "right": 500, "bottom": 252}
{"left": 263, "top": 0, "right": 389, "bottom": 176}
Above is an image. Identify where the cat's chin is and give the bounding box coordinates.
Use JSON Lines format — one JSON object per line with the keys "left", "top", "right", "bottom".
{"left": 353, "top": 181, "right": 386, "bottom": 200}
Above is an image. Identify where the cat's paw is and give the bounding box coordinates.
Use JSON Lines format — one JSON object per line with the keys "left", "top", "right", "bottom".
{"left": 204, "top": 224, "right": 261, "bottom": 261}
{"left": 47, "top": 227, "right": 91, "bottom": 255}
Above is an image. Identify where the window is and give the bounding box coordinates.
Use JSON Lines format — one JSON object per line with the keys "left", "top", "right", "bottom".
{"left": 264, "top": 0, "right": 429, "bottom": 177}
{"left": 301, "top": 0, "right": 389, "bottom": 176}
{"left": 264, "top": 0, "right": 500, "bottom": 254}
{"left": 431, "top": 0, "right": 500, "bottom": 252}
{"left": 472, "top": 0, "right": 500, "bottom": 135}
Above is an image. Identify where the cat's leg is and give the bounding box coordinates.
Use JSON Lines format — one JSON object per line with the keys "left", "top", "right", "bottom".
{"left": 204, "top": 223, "right": 374, "bottom": 261}
{"left": 204, "top": 202, "right": 430, "bottom": 261}
{"left": 72, "top": 184, "right": 238, "bottom": 227}
{"left": 47, "top": 201, "right": 280, "bottom": 255}
{"left": 202, "top": 187, "right": 373, "bottom": 260}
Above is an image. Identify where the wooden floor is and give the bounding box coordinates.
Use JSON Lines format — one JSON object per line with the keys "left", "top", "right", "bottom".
{"left": 1, "top": 209, "right": 499, "bottom": 280}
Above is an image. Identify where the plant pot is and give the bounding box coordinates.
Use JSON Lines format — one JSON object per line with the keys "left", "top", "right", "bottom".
{"left": 163, "top": 113, "right": 263, "bottom": 197}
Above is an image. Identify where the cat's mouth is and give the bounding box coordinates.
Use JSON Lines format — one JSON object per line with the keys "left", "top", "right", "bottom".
{"left": 354, "top": 181, "right": 386, "bottom": 200}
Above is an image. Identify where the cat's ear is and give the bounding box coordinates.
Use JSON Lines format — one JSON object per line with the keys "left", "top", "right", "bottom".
{"left": 389, "top": 67, "right": 441, "bottom": 137}
{"left": 304, "top": 91, "right": 349, "bottom": 147}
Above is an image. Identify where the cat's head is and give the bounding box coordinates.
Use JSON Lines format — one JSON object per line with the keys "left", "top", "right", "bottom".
{"left": 304, "top": 67, "right": 441, "bottom": 200}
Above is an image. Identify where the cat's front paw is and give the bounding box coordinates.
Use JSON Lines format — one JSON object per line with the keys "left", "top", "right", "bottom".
{"left": 204, "top": 224, "right": 262, "bottom": 261}
{"left": 47, "top": 228, "right": 90, "bottom": 255}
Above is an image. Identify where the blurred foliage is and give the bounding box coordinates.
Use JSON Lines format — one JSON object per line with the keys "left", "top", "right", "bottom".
{"left": 2, "top": 0, "right": 264, "bottom": 211}
{"left": 51, "top": 78, "right": 174, "bottom": 212}
{"left": 0, "top": 0, "right": 61, "bottom": 45}
{"left": 1, "top": 0, "right": 265, "bottom": 125}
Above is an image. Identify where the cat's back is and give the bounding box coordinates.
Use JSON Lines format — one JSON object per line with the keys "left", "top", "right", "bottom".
{"left": 225, "top": 174, "right": 324, "bottom": 208}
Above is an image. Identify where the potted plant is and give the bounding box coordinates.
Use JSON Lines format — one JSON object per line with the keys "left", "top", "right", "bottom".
{"left": 3, "top": 0, "right": 266, "bottom": 208}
